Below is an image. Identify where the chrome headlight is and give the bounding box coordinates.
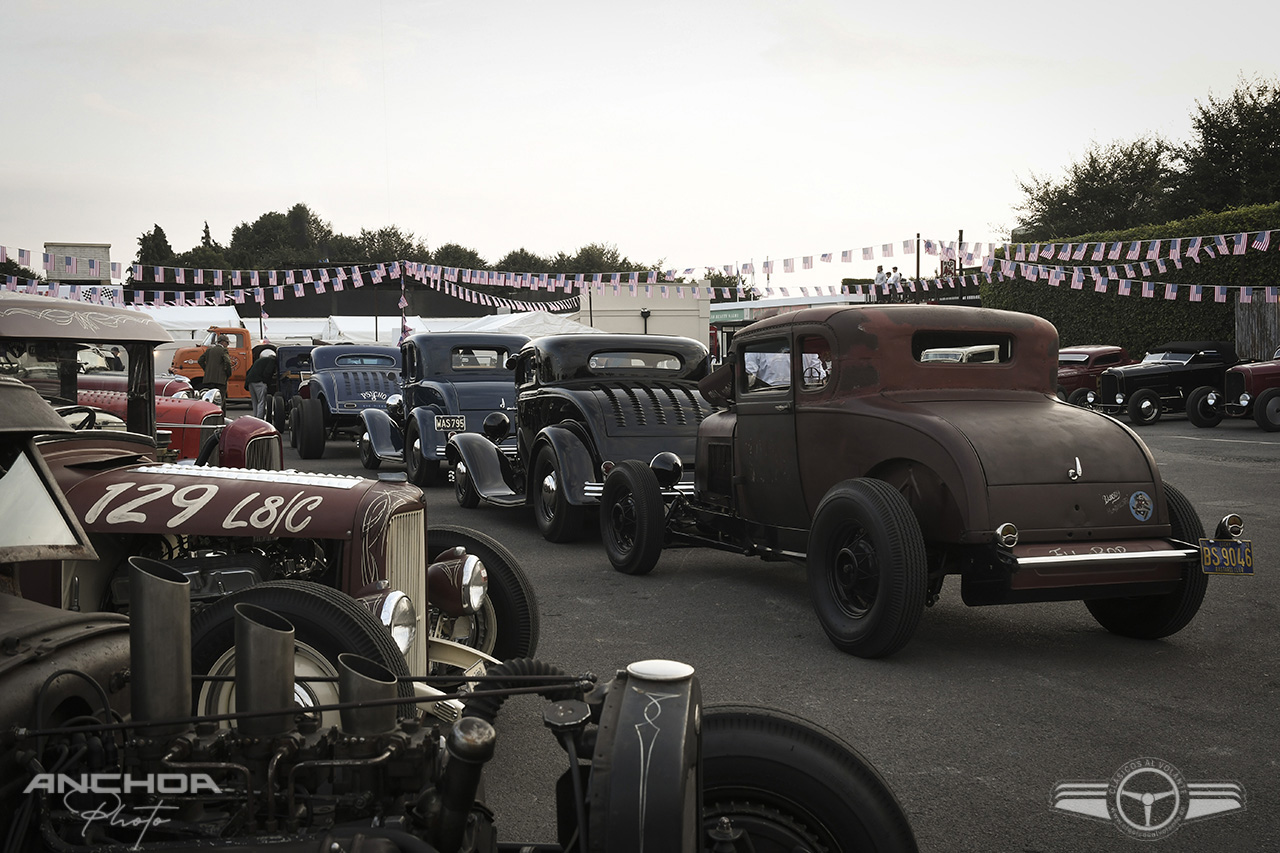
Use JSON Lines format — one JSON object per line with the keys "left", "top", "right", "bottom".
{"left": 1239, "top": 393, "right": 1251, "bottom": 407}
{"left": 201, "top": 388, "right": 223, "bottom": 406}
{"left": 378, "top": 589, "right": 417, "bottom": 654}
{"left": 1115, "top": 392, "right": 1126, "bottom": 404}
{"left": 1206, "top": 391, "right": 1219, "bottom": 406}
{"left": 460, "top": 554, "right": 488, "bottom": 614}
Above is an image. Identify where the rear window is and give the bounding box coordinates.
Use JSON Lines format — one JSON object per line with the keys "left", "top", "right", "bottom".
{"left": 588, "top": 351, "right": 683, "bottom": 372}
{"left": 451, "top": 347, "right": 509, "bottom": 369}
{"left": 335, "top": 354, "right": 397, "bottom": 367}
{"left": 914, "top": 333, "right": 1013, "bottom": 364}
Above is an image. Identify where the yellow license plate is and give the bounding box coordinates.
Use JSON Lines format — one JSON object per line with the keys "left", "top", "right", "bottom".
{"left": 1199, "top": 538, "right": 1253, "bottom": 575}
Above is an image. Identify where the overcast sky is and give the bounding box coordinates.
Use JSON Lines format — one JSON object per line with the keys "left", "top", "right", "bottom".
{"left": 4, "top": 0, "right": 1277, "bottom": 286}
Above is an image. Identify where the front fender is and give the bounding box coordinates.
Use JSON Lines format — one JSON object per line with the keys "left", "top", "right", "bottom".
{"left": 450, "top": 432, "right": 521, "bottom": 506}
{"left": 410, "top": 406, "right": 446, "bottom": 464}
{"left": 535, "top": 425, "right": 596, "bottom": 506}
{"left": 360, "top": 409, "right": 404, "bottom": 461}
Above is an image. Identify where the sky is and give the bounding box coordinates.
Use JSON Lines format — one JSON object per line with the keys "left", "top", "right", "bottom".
{"left": 4, "top": 0, "right": 1278, "bottom": 289}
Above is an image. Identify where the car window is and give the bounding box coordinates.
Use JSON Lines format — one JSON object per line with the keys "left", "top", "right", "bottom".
{"left": 742, "top": 339, "right": 791, "bottom": 391}
{"left": 335, "top": 354, "right": 397, "bottom": 367}
{"left": 587, "top": 351, "right": 684, "bottom": 373}
{"left": 798, "top": 335, "right": 831, "bottom": 391}
{"left": 1095, "top": 353, "right": 1121, "bottom": 367}
{"left": 1143, "top": 352, "right": 1192, "bottom": 364}
{"left": 914, "top": 335, "right": 1012, "bottom": 364}
{"left": 452, "top": 347, "right": 508, "bottom": 369}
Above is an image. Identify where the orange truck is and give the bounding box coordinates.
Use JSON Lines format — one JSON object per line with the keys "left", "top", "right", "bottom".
{"left": 171, "top": 326, "right": 272, "bottom": 400}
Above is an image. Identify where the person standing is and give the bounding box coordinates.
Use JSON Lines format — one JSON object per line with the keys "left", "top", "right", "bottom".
{"left": 245, "top": 349, "right": 277, "bottom": 419}
{"left": 872, "top": 265, "right": 888, "bottom": 303}
{"left": 198, "top": 334, "right": 233, "bottom": 411}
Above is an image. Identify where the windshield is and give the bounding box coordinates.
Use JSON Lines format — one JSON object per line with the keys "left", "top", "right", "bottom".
{"left": 1142, "top": 351, "right": 1194, "bottom": 364}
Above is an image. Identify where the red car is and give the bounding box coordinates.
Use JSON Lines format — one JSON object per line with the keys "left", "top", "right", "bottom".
{"left": 1057, "top": 344, "right": 1134, "bottom": 403}
{"left": 1187, "top": 346, "right": 1280, "bottom": 431}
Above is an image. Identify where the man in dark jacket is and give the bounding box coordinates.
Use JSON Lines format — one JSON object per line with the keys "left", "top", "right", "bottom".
{"left": 198, "top": 334, "right": 233, "bottom": 411}
{"left": 245, "top": 349, "right": 277, "bottom": 419}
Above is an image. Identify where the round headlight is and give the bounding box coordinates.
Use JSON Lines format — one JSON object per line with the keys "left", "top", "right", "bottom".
{"left": 386, "top": 393, "right": 404, "bottom": 420}
{"left": 1115, "top": 392, "right": 1126, "bottom": 404}
{"left": 379, "top": 590, "right": 417, "bottom": 654}
{"left": 1239, "top": 392, "right": 1251, "bottom": 406}
{"left": 460, "top": 554, "right": 488, "bottom": 614}
{"left": 201, "top": 388, "right": 223, "bottom": 406}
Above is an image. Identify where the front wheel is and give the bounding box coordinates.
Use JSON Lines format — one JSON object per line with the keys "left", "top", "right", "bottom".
{"left": 454, "top": 462, "right": 480, "bottom": 508}
{"left": 1185, "top": 386, "right": 1222, "bottom": 428}
{"left": 406, "top": 421, "right": 440, "bottom": 487}
{"left": 1085, "top": 482, "right": 1208, "bottom": 639}
{"left": 429, "top": 525, "right": 539, "bottom": 660}
{"left": 189, "top": 580, "right": 416, "bottom": 726}
{"left": 269, "top": 392, "right": 287, "bottom": 432}
{"left": 358, "top": 433, "right": 381, "bottom": 470}
{"left": 599, "top": 460, "right": 665, "bottom": 575}
{"left": 1067, "top": 387, "right": 1093, "bottom": 408}
{"left": 806, "top": 479, "right": 927, "bottom": 658}
{"left": 702, "top": 705, "right": 918, "bottom": 853}
{"left": 1126, "top": 388, "right": 1162, "bottom": 425}
{"left": 1253, "top": 387, "right": 1280, "bottom": 431}
{"left": 288, "top": 395, "right": 303, "bottom": 448}
{"left": 295, "top": 397, "right": 327, "bottom": 459}
{"left": 532, "top": 446, "right": 584, "bottom": 543}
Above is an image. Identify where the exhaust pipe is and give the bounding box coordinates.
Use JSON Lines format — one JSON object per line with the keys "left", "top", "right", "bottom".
{"left": 128, "top": 556, "right": 191, "bottom": 736}
{"left": 337, "top": 653, "right": 398, "bottom": 736}
{"left": 234, "top": 603, "right": 295, "bottom": 737}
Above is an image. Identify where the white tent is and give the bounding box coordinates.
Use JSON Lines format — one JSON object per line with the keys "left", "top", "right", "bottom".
{"left": 260, "top": 317, "right": 330, "bottom": 343}
{"left": 321, "top": 315, "right": 439, "bottom": 344}
{"left": 135, "top": 305, "right": 244, "bottom": 340}
{"left": 453, "top": 311, "right": 603, "bottom": 337}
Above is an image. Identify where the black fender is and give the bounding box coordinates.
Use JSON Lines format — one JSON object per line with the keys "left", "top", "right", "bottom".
{"left": 450, "top": 431, "right": 523, "bottom": 506}
{"left": 534, "top": 425, "right": 596, "bottom": 506}
{"left": 360, "top": 408, "right": 403, "bottom": 462}
{"left": 408, "top": 404, "right": 447, "bottom": 465}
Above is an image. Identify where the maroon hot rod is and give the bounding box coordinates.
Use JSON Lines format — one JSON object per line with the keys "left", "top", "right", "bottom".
{"left": 1186, "top": 345, "right": 1280, "bottom": 431}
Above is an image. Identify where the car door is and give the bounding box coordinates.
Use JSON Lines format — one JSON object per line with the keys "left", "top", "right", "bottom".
{"left": 733, "top": 334, "right": 807, "bottom": 529}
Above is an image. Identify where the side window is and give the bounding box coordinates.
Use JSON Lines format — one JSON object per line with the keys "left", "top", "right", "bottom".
{"left": 798, "top": 335, "right": 831, "bottom": 391}
{"left": 1096, "top": 354, "right": 1119, "bottom": 367}
{"left": 742, "top": 338, "right": 791, "bottom": 392}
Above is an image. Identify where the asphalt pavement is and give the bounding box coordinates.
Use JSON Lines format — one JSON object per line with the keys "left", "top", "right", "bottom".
{"left": 264, "top": 407, "right": 1279, "bottom": 853}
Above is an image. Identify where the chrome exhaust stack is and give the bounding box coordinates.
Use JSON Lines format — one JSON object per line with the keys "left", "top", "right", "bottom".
{"left": 128, "top": 556, "right": 191, "bottom": 737}
{"left": 337, "top": 652, "right": 398, "bottom": 736}
{"left": 233, "top": 603, "right": 295, "bottom": 737}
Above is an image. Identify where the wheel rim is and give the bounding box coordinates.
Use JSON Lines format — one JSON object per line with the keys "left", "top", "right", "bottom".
{"left": 1265, "top": 397, "right": 1280, "bottom": 424}
{"left": 607, "top": 491, "right": 639, "bottom": 554}
{"left": 455, "top": 465, "right": 470, "bottom": 502}
{"left": 704, "top": 799, "right": 833, "bottom": 853}
{"left": 538, "top": 470, "right": 558, "bottom": 522}
{"left": 196, "top": 640, "right": 340, "bottom": 729}
{"left": 431, "top": 599, "right": 498, "bottom": 667}
{"left": 829, "top": 523, "right": 879, "bottom": 619}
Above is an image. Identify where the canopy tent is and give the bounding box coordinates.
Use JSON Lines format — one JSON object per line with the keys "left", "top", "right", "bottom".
{"left": 135, "top": 305, "right": 243, "bottom": 340}
{"left": 453, "top": 311, "right": 602, "bottom": 337}
{"left": 259, "top": 317, "right": 330, "bottom": 344}
{"left": 320, "top": 315, "right": 443, "bottom": 344}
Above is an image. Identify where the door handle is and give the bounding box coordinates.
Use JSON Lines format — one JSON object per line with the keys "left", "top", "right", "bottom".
{"left": 774, "top": 402, "right": 792, "bottom": 412}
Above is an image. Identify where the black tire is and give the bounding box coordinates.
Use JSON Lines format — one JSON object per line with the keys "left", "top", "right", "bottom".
{"left": 189, "top": 580, "right": 415, "bottom": 723}
{"left": 702, "top": 705, "right": 918, "bottom": 853}
{"left": 599, "top": 460, "right": 665, "bottom": 576}
{"left": 1055, "top": 386, "right": 1067, "bottom": 401}
{"left": 454, "top": 461, "right": 480, "bottom": 509}
{"left": 429, "top": 525, "right": 539, "bottom": 660}
{"left": 296, "top": 397, "right": 327, "bottom": 459}
{"left": 194, "top": 430, "right": 220, "bottom": 466}
{"left": 806, "top": 479, "right": 927, "bottom": 658}
{"left": 1253, "top": 387, "right": 1280, "bottom": 432}
{"left": 270, "top": 392, "right": 287, "bottom": 432}
{"left": 531, "top": 446, "right": 585, "bottom": 542}
{"left": 1126, "top": 388, "right": 1162, "bottom": 425}
{"left": 406, "top": 420, "right": 440, "bottom": 487}
{"left": 1185, "top": 386, "right": 1222, "bottom": 428}
{"left": 288, "top": 395, "right": 303, "bottom": 448}
{"left": 1085, "top": 483, "right": 1208, "bottom": 639}
{"left": 1067, "top": 387, "right": 1093, "bottom": 408}
{"left": 359, "top": 433, "right": 382, "bottom": 470}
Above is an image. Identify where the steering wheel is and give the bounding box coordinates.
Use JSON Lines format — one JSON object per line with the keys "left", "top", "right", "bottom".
{"left": 55, "top": 405, "right": 98, "bottom": 430}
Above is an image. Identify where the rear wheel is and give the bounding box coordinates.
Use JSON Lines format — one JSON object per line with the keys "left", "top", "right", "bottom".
{"left": 288, "top": 395, "right": 303, "bottom": 448}
{"left": 270, "top": 392, "right": 287, "bottom": 431}
{"left": 189, "top": 580, "right": 415, "bottom": 727}
{"left": 296, "top": 397, "right": 327, "bottom": 459}
{"left": 1126, "top": 388, "right": 1162, "bottom": 425}
{"left": 599, "top": 460, "right": 665, "bottom": 575}
{"left": 702, "top": 705, "right": 918, "bottom": 853}
{"left": 1253, "top": 387, "right": 1280, "bottom": 431}
{"left": 1185, "top": 386, "right": 1222, "bottom": 428}
{"left": 1085, "top": 483, "right": 1208, "bottom": 639}
{"left": 429, "top": 525, "right": 539, "bottom": 660}
{"left": 532, "top": 446, "right": 584, "bottom": 543}
{"left": 406, "top": 420, "right": 440, "bottom": 486}
{"left": 806, "top": 479, "right": 927, "bottom": 658}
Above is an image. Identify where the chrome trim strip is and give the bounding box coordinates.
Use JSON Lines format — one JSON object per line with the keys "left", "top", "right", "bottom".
{"left": 1013, "top": 547, "right": 1198, "bottom": 568}
{"left": 583, "top": 481, "right": 695, "bottom": 498}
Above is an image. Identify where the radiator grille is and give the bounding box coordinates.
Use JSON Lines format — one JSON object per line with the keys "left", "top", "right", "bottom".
{"left": 387, "top": 508, "right": 427, "bottom": 675}
{"left": 1225, "top": 371, "right": 1245, "bottom": 400}
{"left": 245, "top": 435, "right": 283, "bottom": 470}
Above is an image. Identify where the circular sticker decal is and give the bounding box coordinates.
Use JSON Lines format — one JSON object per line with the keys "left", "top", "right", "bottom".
{"left": 1129, "top": 491, "right": 1154, "bottom": 522}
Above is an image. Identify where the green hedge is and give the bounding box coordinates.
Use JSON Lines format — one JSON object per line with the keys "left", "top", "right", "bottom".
{"left": 981, "top": 203, "right": 1280, "bottom": 355}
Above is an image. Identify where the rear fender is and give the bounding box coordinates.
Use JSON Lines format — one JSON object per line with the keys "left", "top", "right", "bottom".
{"left": 535, "top": 425, "right": 595, "bottom": 506}
{"left": 450, "top": 432, "right": 520, "bottom": 503}
{"left": 360, "top": 408, "right": 403, "bottom": 461}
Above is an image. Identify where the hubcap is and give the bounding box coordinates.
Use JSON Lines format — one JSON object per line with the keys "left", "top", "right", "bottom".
{"left": 608, "top": 494, "right": 638, "bottom": 551}
{"left": 539, "top": 471, "right": 558, "bottom": 518}
{"left": 831, "top": 528, "right": 879, "bottom": 618}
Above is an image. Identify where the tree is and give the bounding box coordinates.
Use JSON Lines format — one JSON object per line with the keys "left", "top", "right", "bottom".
{"left": 200, "top": 221, "right": 220, "bottom": 250}
{"left": 357, "top": 226, "right": 430, "bottom": 263}
{"left": 1170, "top": 75, "right": 1280, "bottom": 217}
{"left": 432, "top": 242, "right": 487, "bottom": 269}
{"left": 0, "top": 258, "right": 40, "bottom": 281}
{"left": 1013, "top": 136, "right": 1176, "bottom": 241}
{"left": 135, "top": 224, "right": 176, "bottom": 266}
{"left": 495, "top": 247, "right": 552, "bottom": 273}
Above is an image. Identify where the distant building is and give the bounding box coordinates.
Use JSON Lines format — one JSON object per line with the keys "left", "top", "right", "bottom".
{"left": 44, "top": 242, "right": 112, "bottom": 286}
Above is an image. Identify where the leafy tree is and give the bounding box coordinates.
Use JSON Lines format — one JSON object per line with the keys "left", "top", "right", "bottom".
{"left": 1, "top": 258, "right": 40, "bottom": 281}
{"left": 432, "top": 242, "right": 487, "bottom": 269}
{"left": 200, "top": 221, "right": 220, "bottom": 250}
{"left": 495, "top": 247, "right": 552, "bottom": 273}
{"left": 1013, "top": 136, "right": 1176, "bottom": 241}
{"left": 357, "top": 226, "right": 430, "bottom": 263}
{"left": 1170, "top": 75, "right": 1280, "bottom": 217}
{"left": 135, "top": 224, "right": 176, "bottom": 266}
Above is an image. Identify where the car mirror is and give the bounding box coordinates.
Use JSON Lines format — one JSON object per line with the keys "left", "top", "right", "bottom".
{"left": 505, "top": 355, "right": 519, "bottom": 370}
